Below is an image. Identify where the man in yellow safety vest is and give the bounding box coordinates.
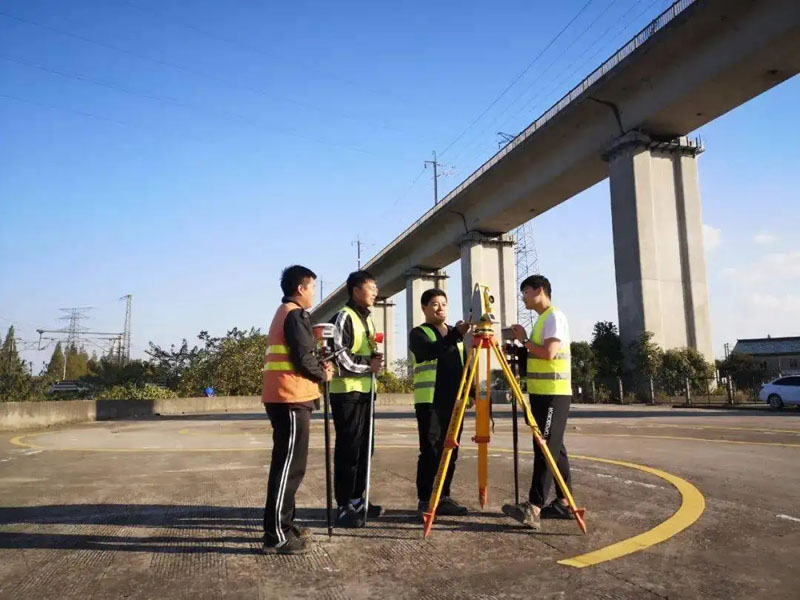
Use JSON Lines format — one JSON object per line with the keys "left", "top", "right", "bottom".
{"left": 329, "top": 270, "right": 384, "bottom": 528}
{"left": 502, "top": 274, "right": 573, "bottom": 531}
{"left": 409, "top": 288, "right": 471, "bottom": 522}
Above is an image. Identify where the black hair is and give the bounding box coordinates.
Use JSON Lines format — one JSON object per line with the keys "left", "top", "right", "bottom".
{"left": 280, "top": 265, "right": 317, "bottom": 297}
{"left": 520, "top": 274, "right": 551, "bottom": 299}
{"left": 346, "top": 270, "right": 377, "bottom": 298}
{"left": 421, "top": 288, "right": 447, "bottom": 307}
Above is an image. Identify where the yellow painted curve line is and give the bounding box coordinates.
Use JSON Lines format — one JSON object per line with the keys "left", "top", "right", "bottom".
{"left": 557, "top": 454, "right": 705, "bottom": 568}
{"left": 574, "top": 432, "right": 800, "bottom": 448}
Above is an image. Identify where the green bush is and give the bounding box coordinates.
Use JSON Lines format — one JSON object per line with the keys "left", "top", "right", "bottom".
{"left": 95, "top": 384, "right": 177, "bottom": 400}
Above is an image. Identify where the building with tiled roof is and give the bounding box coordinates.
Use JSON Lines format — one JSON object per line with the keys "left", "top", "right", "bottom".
{"left": 732, "top": 336, "right": 800, "bottom": 375}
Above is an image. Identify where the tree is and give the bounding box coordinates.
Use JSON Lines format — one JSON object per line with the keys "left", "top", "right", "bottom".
{"left": 719, "top": 352, "right": 768, "bottom": 390}
{"left": 590, "top": 321, "right": 622, "bottom": 378}
{"left": 0, "top": 326, "right": 24, "bottom": 375}
{"left": 64, "top": 344, "right": 90, "bottom": 380}
{"left": 630, "top": 331, "right": 663, "bottom": 381}
{"left": 659, "top": 348, "right": 713, "bottom": 394}
{"left": 570, "top": 341, "right": 595, "bottom": 388}
{"left": 0, "top": 325, "right": 35, "bottom": 401}
{"left": 377, "top": 359, "right": 414, "bottom": 393}
{"left": 147, "top": 328, "right": 269, "bottom": 397}
{"left": 46, "top": 342, "right": 65, "bottom": 379}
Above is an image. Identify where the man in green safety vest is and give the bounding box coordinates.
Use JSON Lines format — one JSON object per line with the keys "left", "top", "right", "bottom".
{"left": 502, "top": 274, "right": 573, "bottom": 531}
{"left": 329, "top": 270, "right": 385, "bottom": 528}
{"left": 409, "top": 288, "right": 471, "bottom": 522}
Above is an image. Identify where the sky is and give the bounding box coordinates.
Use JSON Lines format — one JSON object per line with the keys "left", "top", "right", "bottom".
{"left": 1, "top": 0, "right": 798, "bottom": 372}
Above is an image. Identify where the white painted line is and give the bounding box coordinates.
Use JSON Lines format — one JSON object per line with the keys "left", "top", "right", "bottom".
{"left": 594, "top": 472, "right": 661, "bottom": 489}
{"left": 777, "top": 514, "right": 800, "bottom": 523}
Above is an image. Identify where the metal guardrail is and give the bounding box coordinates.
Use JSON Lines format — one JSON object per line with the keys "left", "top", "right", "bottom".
{"left": 320, "top": 0, "right": 699, "bottom": 305}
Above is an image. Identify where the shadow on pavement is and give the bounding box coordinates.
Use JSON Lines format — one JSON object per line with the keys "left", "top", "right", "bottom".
{"left": 0, "top": 504, "right": 571, "bottom": 553}
{"left": 0, "top": 504, "right": 264, "bottom": 555}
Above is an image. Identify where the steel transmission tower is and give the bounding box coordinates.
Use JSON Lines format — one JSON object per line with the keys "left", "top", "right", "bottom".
{"left": 511, "top": 221, "right": 540, "bottom": 332}
{"left": 58, "top": 307, "right": 92, "bottom": 350}
{"left": 121, "top": 294, "right": 132, "bottom": 363}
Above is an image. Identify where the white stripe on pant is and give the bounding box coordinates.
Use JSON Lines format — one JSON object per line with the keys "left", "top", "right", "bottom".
{"left": 274, "top": 410, "right": 295, "bottom": 543}
{"left": 264, "top": 403, "right": 311, "bottom": 545}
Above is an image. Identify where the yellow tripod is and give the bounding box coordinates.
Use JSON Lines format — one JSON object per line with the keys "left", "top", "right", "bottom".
{"left": 422, "top": 286, "right": 587, "bottom": 538}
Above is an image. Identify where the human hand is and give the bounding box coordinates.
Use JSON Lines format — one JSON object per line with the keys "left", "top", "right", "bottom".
{"left": 455, "top": 320, "right": 471, "bottom": 336}
{"left": 511, "top": 324, "right": 527, "bottom": 342}
{"left": 370, "top": 356, "right": 382, "bottom": 374}
{"left": 323, "top": 361, "right": 334, "bottom": 382}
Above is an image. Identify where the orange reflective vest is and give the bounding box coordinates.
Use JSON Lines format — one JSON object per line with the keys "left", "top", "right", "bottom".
{"left": 261, "top": 303, "right": 321, "bottom": 404}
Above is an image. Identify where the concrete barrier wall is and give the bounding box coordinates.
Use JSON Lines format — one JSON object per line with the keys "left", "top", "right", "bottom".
{"left": 0, "top": 394, "right": 417, "bottom": 431}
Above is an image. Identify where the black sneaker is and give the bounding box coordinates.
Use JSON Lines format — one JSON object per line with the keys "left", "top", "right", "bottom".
{"left": 292, "top": 524, "right": 313, "bottom": 538}
{"left": 354, "top": 500, "right": 385, "bottom": 518}
{"left": 502, "top": 501, "right": 541, "bottom": 531}
{"left": 262, "top": 535, "right": 312, "bottom": 555}
{"left": 417, "top": 500, "right": 429, "bottom": 523}
{"left": 438, "top": 496, "right": 468, "bottom": 516}
{"left": 541, "top": 501, "right": 572, "bottom": 520}
{"left": 335, "top": 504, "right": 365, "bottom": 528}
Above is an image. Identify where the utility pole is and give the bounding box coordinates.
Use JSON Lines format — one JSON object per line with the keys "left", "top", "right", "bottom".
{"left": 424, "top": 151, "right": 443, "bottom": 206}
{"left": 319, "top": 279, "right": 330, "bottom": 303}
{"left": 352, "top": 236, "right": 365, "bottom": 269}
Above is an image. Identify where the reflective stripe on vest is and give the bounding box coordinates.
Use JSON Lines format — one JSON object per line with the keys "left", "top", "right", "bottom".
{"left": 526, "top": 306, "right": 572, "bottom": 395}
{"left": 263, "top": 344, "right": 293, "bottom": 371}
{"left": 412, "top": 325, "right": 465, "bottom": 405}
{"left": 329, "top": 305, "right": 376, "bottom": 394}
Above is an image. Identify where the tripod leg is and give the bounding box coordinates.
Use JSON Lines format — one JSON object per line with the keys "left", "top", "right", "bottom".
{"left": 490, "top": 340, "right": 587, "bottom": 534}
{"left": 363, "top": 374, "right": 376, "bottom": 525}
{"left": 323, "top": 382, "right": 334, "bottom": 537}
{"left": 423, "top": 345, "right": 479, "bottom": 538}
{"left": 511, "top": 394, "right": 520, "bottom": 506}
{"left": 475, "top": 343, "right": 490, "bottom": 508}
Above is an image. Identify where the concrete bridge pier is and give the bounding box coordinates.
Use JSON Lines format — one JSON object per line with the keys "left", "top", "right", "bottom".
{"left": 459, "top": 232, "right": 517, "bottom": 331}
{"left": 371, "top": 298, "right": 396, "bottom": 372}
{"left": 605, "top": 131, "right": 714, "bottom": 364}
{"left": 404, "top": 268, "right": 449, "bottom": 331}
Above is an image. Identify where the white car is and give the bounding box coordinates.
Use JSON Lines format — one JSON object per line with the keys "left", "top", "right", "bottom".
{"left": 759, "top": 376, "right": 800, "bottom": 409}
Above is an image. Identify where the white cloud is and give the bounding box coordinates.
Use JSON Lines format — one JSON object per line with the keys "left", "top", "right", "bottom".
{"left": 720, "top": 252, "right": 800, "bottom": 282}
{"left": 746, "top": 292, "right": 800, "bottom": 312}
{"left": 754, "top": 232, "right": 778, "bottom": 245}
{"left": 702, "top": 224, "right": 722, "bottom": 252}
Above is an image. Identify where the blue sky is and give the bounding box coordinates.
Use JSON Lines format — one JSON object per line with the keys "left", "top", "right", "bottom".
{"left": 1, "top": 0, "right": 798, "bottom": 371}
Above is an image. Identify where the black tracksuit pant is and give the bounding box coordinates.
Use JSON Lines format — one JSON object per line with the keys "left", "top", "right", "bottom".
{"left": 330, "top": 391, "right": 373, "bottom": 507}
{"left": 528, "top": 394, "right": 572, "bottom": 507}
{"left": 263, "top": 403, "right": 311, "bottom": 544}
{"left": 415, "top": 400, "right": 462, "bottom": 501}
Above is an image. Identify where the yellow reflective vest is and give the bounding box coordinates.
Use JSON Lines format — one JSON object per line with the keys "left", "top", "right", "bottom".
{"left": 411, "top": 324, "right": 465, "bottom": 405}
{"left": 526, "top": 306, "right": 572, "bottom": 396}
{"left": 330, "top": 305, "right": 376, "bottom": 394}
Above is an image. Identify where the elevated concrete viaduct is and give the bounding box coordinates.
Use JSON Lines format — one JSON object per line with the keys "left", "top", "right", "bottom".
{"left": 312, "top": 0, "right": 800, "bottom": 366}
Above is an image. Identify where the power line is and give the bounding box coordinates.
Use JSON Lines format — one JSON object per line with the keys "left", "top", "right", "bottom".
{"left": 444, "top": 0, "right": 626, "bottom": 169}
{"left": 0, "top": 92, "right": 130, "bottom": 126}
{"left": 0, "top": 9, "right": 411, "bottom": 137}
{"left": 437, "top": 0, "right": 596, "bottom": 159}
{"left": 443, "top": 0, "right": 665, "bottom": 186}
{"left": 0, "top": 54, "right": 378, "bottom": 156}
{"left": 112, "top": 0, "right": 439, "bottom": 112}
